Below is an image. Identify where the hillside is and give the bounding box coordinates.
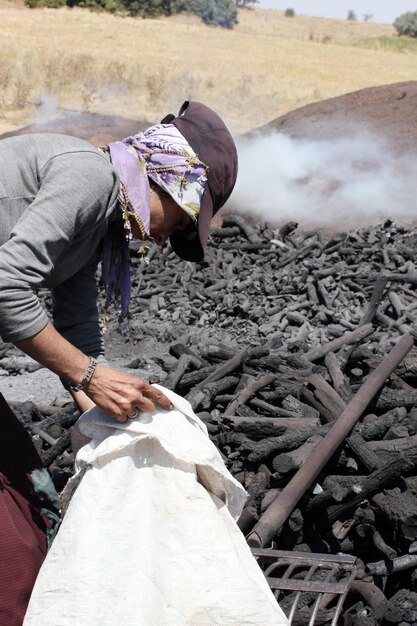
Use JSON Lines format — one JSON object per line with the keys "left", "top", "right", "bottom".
{"left": 0, "top": 1, "right": 416, "bottom": 135}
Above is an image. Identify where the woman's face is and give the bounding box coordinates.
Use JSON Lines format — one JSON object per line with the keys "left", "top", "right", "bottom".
{"left": 150, "top": 184, "right": 191, "bottom": 246}
{"left": 131, "top": 183, "right": 191, "bottom": 246}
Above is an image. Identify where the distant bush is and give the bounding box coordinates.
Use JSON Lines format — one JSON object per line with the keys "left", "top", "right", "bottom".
{"left": 122, "top": 0, "right": 172, "bottom": 18}
{"left": 199, "top": 0, "right": 238, "bottom": 27}
{"left": 284, "top": 8, "right": 295, "bottom": 17}
{"left": 347, "top": 9, "right": 356, "bottom": 21}
{"left": 173, "top": 0, "right": 237, "bottom": 28}
{"left": 26, "top": 0, "right": 65, "bottom": 7}
{"left": 26, "top": 0, "right": 238, "bottom": 28}
{"left": 394, "top": 11, "right": 417, "bottom": 37}
{"left": 235, "top": 0, "right": 257, "bottom": 7}
{"left": 67, "top": 0, "right": 122, "bottom": 8}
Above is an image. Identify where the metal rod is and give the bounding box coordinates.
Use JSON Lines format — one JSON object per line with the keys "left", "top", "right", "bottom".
{"left": 246, "top": 334, "right": 414, "bottom": 548}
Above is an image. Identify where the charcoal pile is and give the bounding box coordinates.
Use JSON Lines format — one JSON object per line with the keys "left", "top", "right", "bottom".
{"left": 4, "top": 215, "right": 417, "bottom": 625}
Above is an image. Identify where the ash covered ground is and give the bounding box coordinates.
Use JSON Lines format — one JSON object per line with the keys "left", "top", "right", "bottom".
{"left": 2, "top": 215, "right": 417, "bottom": 406}
{"left": 3, "top": 216, "right": 417, "bottom": 624}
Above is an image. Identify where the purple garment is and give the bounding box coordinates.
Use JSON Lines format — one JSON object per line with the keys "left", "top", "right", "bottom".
{"left": 102, "top": 124, "right": 208, "bottom": 318}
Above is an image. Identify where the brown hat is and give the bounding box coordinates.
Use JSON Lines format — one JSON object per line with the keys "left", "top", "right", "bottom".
{"left": 161, "top": 101, "right": 238, "bottom": 262}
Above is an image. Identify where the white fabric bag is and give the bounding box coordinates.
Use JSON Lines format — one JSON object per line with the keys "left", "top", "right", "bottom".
{"left": 24, "top": 385, "right": 289, "bottom": 626}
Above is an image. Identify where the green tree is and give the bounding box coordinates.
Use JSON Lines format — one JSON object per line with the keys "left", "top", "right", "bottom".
{"left": 394, "top": 11, "right": 417, "bottom": 37}
{"left": 26, "top": 0, "right": 238, "bottom": 28}
{"left": 26, "top": 0, "right": 65, "bottom": 8}
{"left": 284, "top": 8, "right": 295, "bottom": 17}
{"left": 200, "top": 0, "right": 237, "bottom": 27}
{"left": 235, "top": 0, "right": 257, "bottom": 7}
{"left": 347, "top": 9, "right": 356, "bottom": 21}
{"left": 122, "top": 0, "right": 173, "bottom": 17}
{"left": 174, "top": 0, "right": 237, "bottom": 27}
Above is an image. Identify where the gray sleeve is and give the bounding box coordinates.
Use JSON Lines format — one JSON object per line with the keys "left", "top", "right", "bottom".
{"left": 0, "top": 151, "right": 118, "bottom": 343}
{"left": 52, "top": 252, "right": 104, "bottom": 358}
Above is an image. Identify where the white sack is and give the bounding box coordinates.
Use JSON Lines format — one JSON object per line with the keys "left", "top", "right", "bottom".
{"left": 24, "top": 385, "right": 289, "bottom": 626}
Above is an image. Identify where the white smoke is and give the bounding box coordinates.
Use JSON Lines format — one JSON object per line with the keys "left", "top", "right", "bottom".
{"left": 31, "top": 93, "right": 60, "bottom": 125}
{"left": 231, "top": 130, "right": 417, "bottom": 229}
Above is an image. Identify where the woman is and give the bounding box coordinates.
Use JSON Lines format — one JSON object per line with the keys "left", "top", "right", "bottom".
{"left": 0, "top": 101, "right": 238, "bottom": 626}
{"left": 0, "top": 101, "right": 238, "bottom": 422}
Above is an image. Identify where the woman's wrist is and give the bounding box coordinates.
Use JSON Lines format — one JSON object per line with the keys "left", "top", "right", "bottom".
{"left": 67, "top": 356, "right": 98, "bottom": 392}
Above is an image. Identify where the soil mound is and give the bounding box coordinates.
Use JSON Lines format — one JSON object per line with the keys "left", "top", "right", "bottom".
{"left": 0, "top": 111, "right": 149, "bottom": 145}
{"left": 253, "top": 81, "right": 417, "bottom": 155}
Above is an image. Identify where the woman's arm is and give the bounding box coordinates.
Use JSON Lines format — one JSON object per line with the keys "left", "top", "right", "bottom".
{"left": 15, "top": 323, "right": 172, "bottom": 422}
{"left": 52, "top": 253, "right": 104, "bottom": 359}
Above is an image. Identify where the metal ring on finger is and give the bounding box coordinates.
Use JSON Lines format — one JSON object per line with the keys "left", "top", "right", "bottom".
{"left": 126, "top": 408, "right": 139, "bottom": 420}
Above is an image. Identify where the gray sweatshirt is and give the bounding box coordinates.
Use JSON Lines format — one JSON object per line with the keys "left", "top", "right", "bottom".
{"left": 0, "top": 133, "right": 120, "bottom": 356}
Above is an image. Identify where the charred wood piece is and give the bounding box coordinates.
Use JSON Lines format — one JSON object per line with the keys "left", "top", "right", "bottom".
{"left": 246, "top": 335, "right": 413, "bottom": 547}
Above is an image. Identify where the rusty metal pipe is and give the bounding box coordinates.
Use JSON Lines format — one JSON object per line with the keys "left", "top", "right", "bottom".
{"left": 246, "top": 334, "right": 414, "bottom": 548}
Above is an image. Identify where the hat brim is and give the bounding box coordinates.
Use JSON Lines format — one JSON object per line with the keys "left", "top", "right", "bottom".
{"left": 169, "top": 187, "right": 213, "bottom": 262}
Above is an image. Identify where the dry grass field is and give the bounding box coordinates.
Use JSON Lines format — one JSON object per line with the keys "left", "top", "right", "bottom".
{"left": 0, "top": 0, "right": 416, "bottom": 136}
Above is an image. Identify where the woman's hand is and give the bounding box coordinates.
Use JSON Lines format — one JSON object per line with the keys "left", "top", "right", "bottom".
{"left": 85, "top": 364, "right": 172, "bottom": 422}
{"left": 15, "top": 322, "right": 173, "bottom": 422}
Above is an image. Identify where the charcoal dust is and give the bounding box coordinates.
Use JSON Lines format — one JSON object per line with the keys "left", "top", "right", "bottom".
{"left": 3, "top": 215, "right": 417, "bottom": 625}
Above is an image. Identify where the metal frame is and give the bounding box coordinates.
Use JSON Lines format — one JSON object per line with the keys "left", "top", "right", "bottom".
{"left": 252, "top": 548, "right": 357, "bottom": 625}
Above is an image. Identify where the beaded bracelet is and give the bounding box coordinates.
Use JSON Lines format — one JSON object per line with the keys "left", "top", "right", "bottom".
{"left": 67, "top": 357, "right": 98, "bottom": 392}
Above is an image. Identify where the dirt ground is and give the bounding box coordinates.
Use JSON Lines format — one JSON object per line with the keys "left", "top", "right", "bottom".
{"left": 2, "top": 81, "right": 417, "bottom": 405}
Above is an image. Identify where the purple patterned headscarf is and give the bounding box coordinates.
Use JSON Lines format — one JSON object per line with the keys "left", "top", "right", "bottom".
{"left": 101, "top": 123, "right": 208, "bottom": 318}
